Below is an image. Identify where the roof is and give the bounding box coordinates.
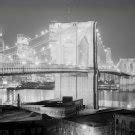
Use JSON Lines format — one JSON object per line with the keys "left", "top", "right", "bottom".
{"left": 0, "top": 105, "right": 51, "bottom": 123}
{"left": 115, "top": 109, "right": 135, "bottom": 117}
{"left": 67, "top": 108, "right": 123, "bottom": 127}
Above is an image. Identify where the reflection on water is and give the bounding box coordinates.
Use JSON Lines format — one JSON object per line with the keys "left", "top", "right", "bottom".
{"left": 0, "top": 89, "right": 7, "bottom": 104}
{"left": 0, "top": 88, "right": 54, "bottom": 105}
{"left": 0, "top": 73, "right": 89, "bottom": 105}
{"left": 1, "top": 87, "right": 135, "bottom": 108}
{"left": 99, "top": 90, "right": 135, "bottom": 109}
{"left": 15, "top": 89, "right": 54, "bottom": 103}
{"left": 0, "top": 88, "right": 135, "bottom": 109}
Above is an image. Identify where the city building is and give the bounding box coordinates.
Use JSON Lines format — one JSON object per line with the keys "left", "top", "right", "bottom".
{"left": 117, "top": 58, "right": 135, "bottom": 75}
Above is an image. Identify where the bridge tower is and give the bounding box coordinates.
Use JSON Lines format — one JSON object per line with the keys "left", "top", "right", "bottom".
{"left": 49, "top": 21, "right": 98, "bottom": 109}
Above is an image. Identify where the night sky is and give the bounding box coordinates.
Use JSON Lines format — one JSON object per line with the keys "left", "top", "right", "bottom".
{"left": 0, "top": 0, "right": 135, "bottom": 63}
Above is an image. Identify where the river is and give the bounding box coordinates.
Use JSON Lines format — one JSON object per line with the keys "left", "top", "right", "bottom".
{"left": 0, "top": 88, "right": 54, "bottom": 105}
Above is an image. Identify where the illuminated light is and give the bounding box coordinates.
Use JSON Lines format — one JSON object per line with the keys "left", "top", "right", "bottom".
{"left": 42, "top": 47, "right": 47, "bottom": 51}
{"left": 3, "top": 80, "right": 7, "bottom": 85}
{"left": 45, "top": 29, "right": 48, "bottom": 33}
{"left": 100, "top": 40, "right": 103, "bottom": 44}
{"left": 116, "top": 68, "right": 120, "bottom": 72}
{"left": 127, "top": 104, "right": 132, "bottom": 109}
{"left": 35, "top": 34, "right": 39, "bottom": 38}
{"left": 99, "top": 37, "right": 101, "bottom": 41}
{"left": 33, "top": 50, "right": 36, "bottom": 55}
{"left": 41, "top": 31, "right": 45, "bottom": 35}
{"left": 17, "top": 35, "right": 29, "bottom": 45}
{"left": 8, "top": 55, "right": 11, "bottom": 58}
{"left": 49, "top": 44, "right": 52, "bottom": 48}
{"left": 22, "top": 54, "right": 26, "bottom": 58}
{"left": 8, "top": 55, "right": 13, "bottom": 61}
{"left": 6, "top": 46, "right": 9, "bottom": 49}
{"left": 96, "top": 29, "right": 99, "bottom": 33}
{"left": 0, "top": 33, "right": 2, "bottom": 37}
{"left": 48, "top": 62, "right": 52, "bottom": 65}
{"left": 22, "top": 61, "right": 27, "bottom": 65}
{"left": 82, "top": 125, "right": 87, "bottom": 130}
{"left": 35, "top": 61, "right": 40, "bottom": 65}
{"left": 97, "top": 32, "right": 100, "bottom": 37}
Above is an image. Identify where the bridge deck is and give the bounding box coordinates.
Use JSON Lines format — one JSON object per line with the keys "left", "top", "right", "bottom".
{"left": 0, "top": 64, "right": 92, "bottom": 76}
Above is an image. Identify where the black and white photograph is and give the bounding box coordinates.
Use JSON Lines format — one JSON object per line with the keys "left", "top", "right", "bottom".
{"left": 0, "top": 0, "right": 135, "bottom": 134}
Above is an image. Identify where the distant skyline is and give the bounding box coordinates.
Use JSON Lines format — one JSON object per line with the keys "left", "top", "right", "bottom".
{"left": 0, "top": 0, "right": 135, "bottom": 63}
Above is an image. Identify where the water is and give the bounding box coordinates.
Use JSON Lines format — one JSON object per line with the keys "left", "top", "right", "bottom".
{"left": 0, "top": 88, "right": 54, "bottom": 105}
{"left": 0, "top": 88, "right": 7, "bottom": 104}
{"left": 0, "top": 73, "right": 89, "bottom": 105}
{"left": 15, "top": 89, "right": 54, "bottom": 103}
{"left": 1, "top": 88, "right": 135, "bottom": 109}
{"left": 99, "top": 90, "right": 135, "bottom": 109}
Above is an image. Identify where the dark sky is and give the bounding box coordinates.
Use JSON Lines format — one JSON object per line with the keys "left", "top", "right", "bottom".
{"left": 0, "top": 0, "right": 135, "bottom": 63}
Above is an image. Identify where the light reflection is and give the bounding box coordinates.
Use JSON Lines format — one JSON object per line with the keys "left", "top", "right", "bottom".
{"left": 82, "top": 125, "right": 87, "bottom": 130}
{"left": 97, "top": 32, "right": 100, "bottom": 37}
{"left": 96, "top": 29, "right": 99, "bottom": 33}
{"left": 127, "top": 104, "right": 131, "bottom": 109}
{"left": 35, "top": 34, "right": 38, "bottom": 38}
{"left": 22, "top": 61, "right": 27, "bottom": 65}
{"left": 35, "top": 61, "right": 40, "bottom": 65}
{"left": 3, "top": 80, "right": 7, "bottom": 85}
{"left": 41, "top": 31, "right": 45, "bottom": 35}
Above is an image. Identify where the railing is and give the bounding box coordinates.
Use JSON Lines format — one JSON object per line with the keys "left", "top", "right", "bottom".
{"left": 0, "top": 62, "right": 90, "bottom": 75}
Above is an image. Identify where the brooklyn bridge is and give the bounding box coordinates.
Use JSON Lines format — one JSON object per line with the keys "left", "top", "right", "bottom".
{"left": 0, "top": 20, "right": 135, "bottom": 135}
{"left": 0, "top": 21, "right": 134, "bottom": 110}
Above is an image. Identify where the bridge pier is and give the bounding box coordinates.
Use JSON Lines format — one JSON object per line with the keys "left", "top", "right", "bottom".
{"left": 54, "top": 72, "right": 94, "bottom": 108}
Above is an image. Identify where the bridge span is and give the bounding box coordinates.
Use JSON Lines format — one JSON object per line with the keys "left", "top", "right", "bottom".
{"left": 0, "top": 62, "right": 91, "bottom": 76}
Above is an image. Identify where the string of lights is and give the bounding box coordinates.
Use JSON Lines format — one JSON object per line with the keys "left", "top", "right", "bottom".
{"left": 96, "top": 28, "right": 117, "bottom": 71}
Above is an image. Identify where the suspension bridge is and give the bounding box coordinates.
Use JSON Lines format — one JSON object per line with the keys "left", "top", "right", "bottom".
{"left": 0, "top": 21, "right": 123, "bottom": 108}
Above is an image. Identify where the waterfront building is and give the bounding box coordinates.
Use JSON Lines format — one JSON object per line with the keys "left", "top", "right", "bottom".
{"left": 117, "top": 58, "right": 135, "bottom": 75}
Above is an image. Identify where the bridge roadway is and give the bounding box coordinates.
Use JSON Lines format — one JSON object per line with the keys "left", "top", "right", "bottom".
{"left": 0, "top": 63, "right": 91, "bottom": 76}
